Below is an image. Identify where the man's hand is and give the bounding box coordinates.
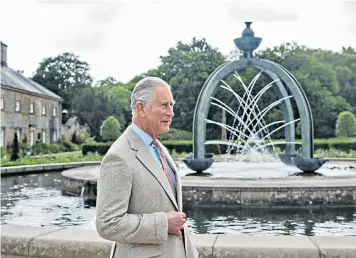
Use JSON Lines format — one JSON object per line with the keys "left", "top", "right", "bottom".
{"left": 166, "top": 211, "right": 186, "bottom": 238}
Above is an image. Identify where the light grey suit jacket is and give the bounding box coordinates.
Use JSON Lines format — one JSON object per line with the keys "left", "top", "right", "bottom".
{"left": 96, "top": 125, "right": 199, "bottom": 258}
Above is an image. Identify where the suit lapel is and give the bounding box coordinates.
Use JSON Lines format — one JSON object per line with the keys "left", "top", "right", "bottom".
{"left": 126, "top": 126, "right": 178, "bottom": 210}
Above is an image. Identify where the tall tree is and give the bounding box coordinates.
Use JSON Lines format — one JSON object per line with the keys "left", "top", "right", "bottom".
{"left": 257, "top": 43, "right": 353, "bottom": 138}
{"left": 155, "top": 38, "right": 226, "bottom": 133}
{"left": 71, "top": 87, "right": 114, "bottom": 140}
{"left": 95, "top": 77, "right": 118, "bottom": 87}
{"left": 32, "top": 52, "right": 93, "bottom": 110}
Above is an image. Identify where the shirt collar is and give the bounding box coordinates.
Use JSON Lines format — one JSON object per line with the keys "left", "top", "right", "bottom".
{"left": 131, "top": 123, "right": 154, "bottom": 147}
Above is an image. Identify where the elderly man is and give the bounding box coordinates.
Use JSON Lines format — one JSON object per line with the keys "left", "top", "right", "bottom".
{"left": 96, "top": 77, "right": 198, "bottom": 258}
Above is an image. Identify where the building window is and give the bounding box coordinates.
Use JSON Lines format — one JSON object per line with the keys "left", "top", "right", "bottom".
{"left": 42, "top": 130, "right": 46, "bottom": 143}
{"left": 0, "top": 128, "right": 4, "bottom": 147}
{"left": 52, "top": 130, "right": 57, "bottom": 142}
{"left": 30, "top": 102, "right": 34, "bottom": 114}
{"left": 53, "top": 106, "right": 57, "bottom": 117}
{"left": 42, "top": 105, "right": 46, "bottom": 115}
{"left": 16, "top": 128, "right": 21, "bottom": 142}
{"left": 1, "top": 97, "right": 4, "bottom": 110}
{"left": 15, "top": 100, "right": 21, "bottom": 112}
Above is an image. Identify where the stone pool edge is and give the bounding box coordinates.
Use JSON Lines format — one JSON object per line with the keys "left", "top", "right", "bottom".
{"left": 0, "top": 161, "right": 102, "bottom": 176}
{"left": 1, "top": 224, "right": 356, "bottom": 258}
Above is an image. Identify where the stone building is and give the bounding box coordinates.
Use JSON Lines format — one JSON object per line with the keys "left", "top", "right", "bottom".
{"left": 0, "top": 42, "right": 63, "bottom": 147}
{"left": 62, "top": 115, "right": 89, "bottom": 142}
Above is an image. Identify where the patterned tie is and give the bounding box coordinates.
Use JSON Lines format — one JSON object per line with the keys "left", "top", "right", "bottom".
{"left": 152, "top": 140, "right": 176, "bottom": 198}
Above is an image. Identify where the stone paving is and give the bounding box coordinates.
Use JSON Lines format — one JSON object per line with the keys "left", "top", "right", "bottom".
{"left": 1, "top": 225, "right": 356, "bottom": 258}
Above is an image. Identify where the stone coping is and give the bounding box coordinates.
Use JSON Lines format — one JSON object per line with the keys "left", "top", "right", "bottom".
{"left": 1, "top": 158, "right": 355, "bottom": 176}
{"left": 0, "top": 161, "right": 101, "bottom": 176}
{"left": 1, "top": 225, "right": 355, "bottom": 258}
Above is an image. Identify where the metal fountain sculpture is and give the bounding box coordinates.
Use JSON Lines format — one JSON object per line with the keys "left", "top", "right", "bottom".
{"left": 182, "top": 22, "right": 328, "bottom": 175}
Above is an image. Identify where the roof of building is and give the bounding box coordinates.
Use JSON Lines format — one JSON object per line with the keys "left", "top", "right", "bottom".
{"left": 1, "top": 66, "right": 63, "bottom": 101}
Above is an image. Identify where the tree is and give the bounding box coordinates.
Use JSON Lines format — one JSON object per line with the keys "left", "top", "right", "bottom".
{"left": 10, "top": 133, "right": 20, "bottom": 161}
{"left": 335, "top": 111, "right": 356, "bottom": 137}
{"left": 154, "top": 38, "right": 226, "bottom": 133}
{"left": 95, "top": 77, "right": 118, "bottom": 87}
{"left": 100, "top": 116, "right": 122, "bottom": 141}
{"left": 71, "top": 87, "right": 114, "bottom": 141}
{"left": 257, "top": 43, "right": 352, "bottom": 138}
{"left": 32, "top": 52, "right": 93, "bottom": 110}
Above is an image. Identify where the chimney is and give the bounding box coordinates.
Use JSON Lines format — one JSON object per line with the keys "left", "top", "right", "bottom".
{"left": 1, "top": 41, "right": 8, "bottom": 67}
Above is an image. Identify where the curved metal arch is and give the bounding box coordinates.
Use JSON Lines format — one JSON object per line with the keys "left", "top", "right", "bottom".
{"left": 193, "top": 58, "right": 313, "bottom": 159}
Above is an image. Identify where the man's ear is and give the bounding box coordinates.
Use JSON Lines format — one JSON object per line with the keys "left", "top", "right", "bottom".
{"left": 136, "top": 102, "right": 146, "bottom": 117}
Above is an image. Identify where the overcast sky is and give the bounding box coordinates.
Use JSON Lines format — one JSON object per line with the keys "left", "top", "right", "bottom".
{"left": 1, "top": 0, "right": 355, "bottom": 83}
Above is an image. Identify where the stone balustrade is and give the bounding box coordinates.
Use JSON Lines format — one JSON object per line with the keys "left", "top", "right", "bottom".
{"left": 1, "top": 225, "right": 356, "bottom": 258}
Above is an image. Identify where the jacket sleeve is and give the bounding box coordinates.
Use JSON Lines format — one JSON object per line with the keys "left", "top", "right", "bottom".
{"left": 95, "top": 153, "right": 168, "bottom": 244}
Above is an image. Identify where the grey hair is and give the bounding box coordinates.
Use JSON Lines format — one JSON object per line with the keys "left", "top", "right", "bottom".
{"left": 130, "top": 77, "right": 170, "bottom": 116}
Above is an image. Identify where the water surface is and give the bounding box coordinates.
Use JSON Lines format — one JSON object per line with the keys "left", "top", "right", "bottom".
{"left": 1, "top": 172, "right": 355, "bottom": 236}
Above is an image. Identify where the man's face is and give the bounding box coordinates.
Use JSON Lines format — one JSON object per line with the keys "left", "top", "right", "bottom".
{"left": 140, "top": 85, "right": 175, "bottom": 138}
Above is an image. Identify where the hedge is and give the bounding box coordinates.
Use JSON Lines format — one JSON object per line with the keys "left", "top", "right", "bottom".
{"left": 82, "top": 138, "right": 356, "bottom": 156}
{"left": 82, "top": 142, "right": 113, "bottom": 156}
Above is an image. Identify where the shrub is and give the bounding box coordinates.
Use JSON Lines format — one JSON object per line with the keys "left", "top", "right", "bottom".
{"left": 1, "top": 147, "right": 8, "bottom": 159}
{"left": 59, "top": 140, "right": 78, "bottom": 152}
{"left": 75, "top": 132, "right": 86, "bottom": 144}
{"left": 159, "top": 128, "right": 193, "bottom": 141}
{"left": 10, "top": 133, "right": 20, "bottom": 161}
{"left": 31, "top": 142, "right": 51, "bottom": 155}
{"left": 100, "top": 116, "right": 122, "bottom": 141}
{"left": 82, "top": 142, "right": 113, "bottom": 156}
{"left": 335, "top": 111, "right": 356, "bottom": 137}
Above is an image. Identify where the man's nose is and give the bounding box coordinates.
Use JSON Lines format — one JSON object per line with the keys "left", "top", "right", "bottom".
{"left": 166, "top": 106, "right": 174, "bottom": 117}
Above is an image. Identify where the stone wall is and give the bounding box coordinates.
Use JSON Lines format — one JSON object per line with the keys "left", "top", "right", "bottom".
{"left": 0, "top": 86, "right": 62, "bottom": 147}
{"left": 1, "top": 225, "right": 355, "bottom": 258}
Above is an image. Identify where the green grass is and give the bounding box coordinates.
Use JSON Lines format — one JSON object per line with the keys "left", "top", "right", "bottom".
{"left": 0, "top": 152, "right": 102, "bottom": 167}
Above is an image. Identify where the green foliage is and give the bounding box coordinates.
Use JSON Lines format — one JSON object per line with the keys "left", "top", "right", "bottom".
{"left": 31, "top": 142, "right": 67, "bottom": 155}
{"left": 30, "top": 40, "right": 356, "bottom": 141}
{"left": 58, "top": 140, "right": 78, "bottom": 152}
{"left": 95, "top": 77, "right": 117, "bottom": 87}
{"left": 100, "top": 116, "right": 122, "bottom": 141}
{"left": 335, "top": 111, "right": 356, "bottom": 137}
{"left": 1, "top": 147, "right": 9, "bottom": 159}
{"left": 1, "top": 152, "right": 102, "bottom": 167}
{"left": 257, "top": 43, "right": 354, "bottom": 138}
{"left": 159, "top": 128, "right": 193, "bottom": 141}
{"left": 71, "top": 87, "right": 113, "bottom": 140}
{"left": 75, "top": 132, "right": 86, "bottom": 144}
{"left": 10, "top": 133, "right": 20, "bottom": 161}
{"left": 315, "top": 148, "right": 356, "bottom": 158}
{"left": 136, "top": 38, "right": 226, "bottom": 135}
{"left": 31, "top": 142, "right": 51, "bottom": 155}
{"left": 82, "top": 142, "right": 112, "bottom": 156}
{"left": 160, "top": 140, "right": 221, "bottom": 154}
{"left": 32, "top": 52, "right": 92, "bottom": 110}
{"left": 30, "top": 141, "right": 79, "bottom": 155}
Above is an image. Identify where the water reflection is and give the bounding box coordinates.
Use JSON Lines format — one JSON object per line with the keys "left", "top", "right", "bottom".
{"left": 185, "top": 206, "right": 356, "bottom": 236}
{"left": 1, "top": 172, "right": 356, "bottom": 235}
